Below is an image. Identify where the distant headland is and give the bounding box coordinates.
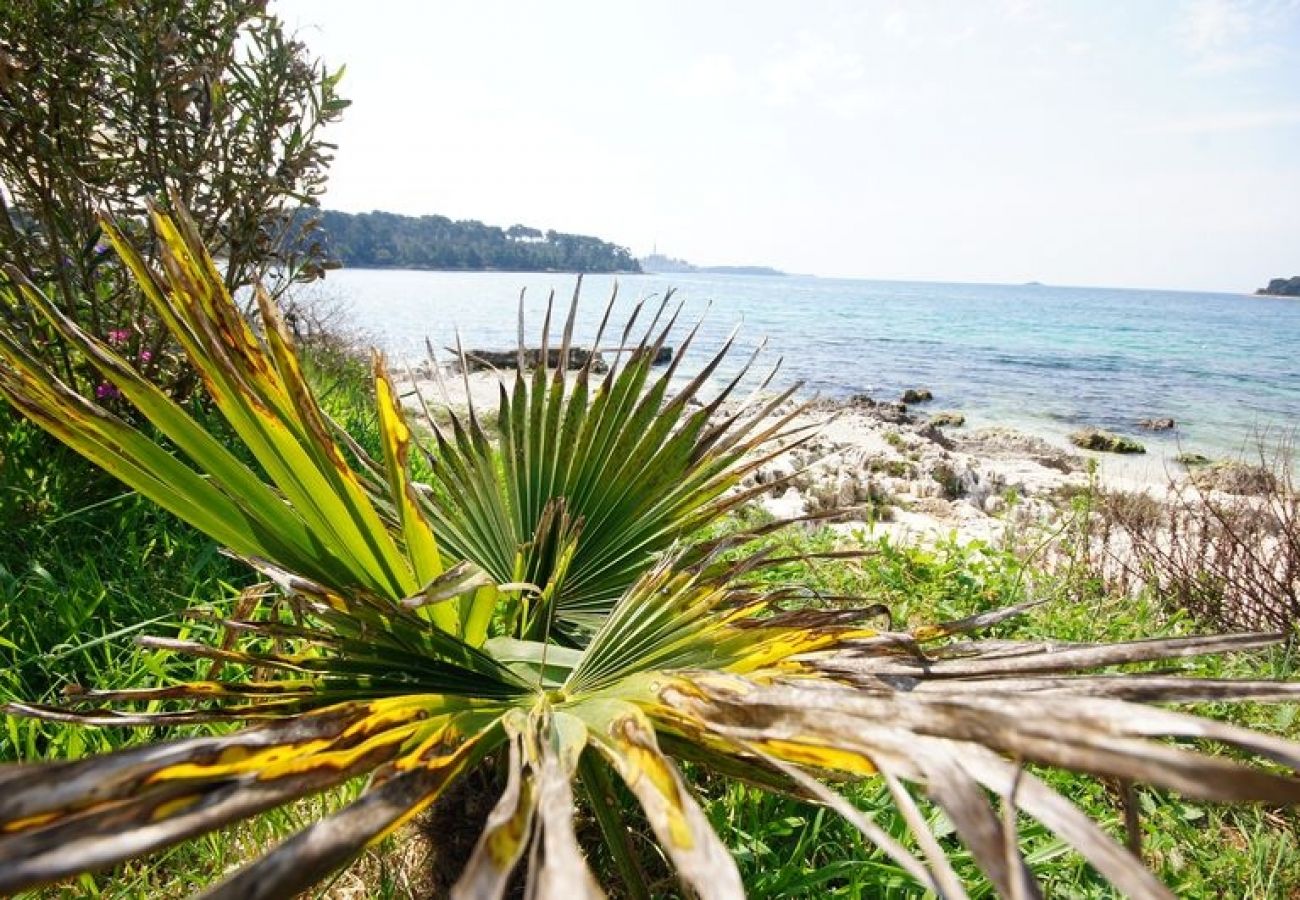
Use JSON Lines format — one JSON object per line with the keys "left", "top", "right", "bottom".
{"left": 1256, "top": 276, "right": 1300, "bottom": 297}
{"left": 639, "top": 253, "right": 787, "bottom": 277}
{"left": 317, "top": 209, "right": 641, "bottom": 273}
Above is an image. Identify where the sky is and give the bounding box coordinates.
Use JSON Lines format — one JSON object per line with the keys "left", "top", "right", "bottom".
{"left": 275, "top": 0, "right": 1300, "bottom": 292}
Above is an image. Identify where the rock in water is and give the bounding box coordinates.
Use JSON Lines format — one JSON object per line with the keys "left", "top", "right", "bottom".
{"left": 900, "top": 388, "right": 933, "bottom": 404}
{"left": 929, "top": 411, "right": 965, "bottom": 428}
{"left": 1069, "top": 428, "right": 1146, "bottom": 454}
{"left": 1138, "top": 417, "right": 1176, "bottom": 431}
{"left": 457, "top": 347, "right": 608, "bottom": 373}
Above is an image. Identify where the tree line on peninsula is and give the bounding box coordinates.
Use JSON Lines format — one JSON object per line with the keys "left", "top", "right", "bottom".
{"left": 316, "top": 209, "right": 641, "bottom": 273}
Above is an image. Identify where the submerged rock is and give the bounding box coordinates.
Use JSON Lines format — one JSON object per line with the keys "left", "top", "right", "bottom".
{"left": 1176, "top": 452, "right": 1212, "bottom": 467}
{"left": 929, "top": 411, "right": 966, "bottom": 428}
{"left": 1068, "top": 428, "right": 1146, "bottom": 454}
{"left": 1138, "top": 417, "right": 1176, "bottom": 431}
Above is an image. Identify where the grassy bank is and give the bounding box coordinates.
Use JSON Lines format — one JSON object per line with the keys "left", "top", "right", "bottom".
{"left": 692, "top": 522, "right": 1299, "bottom": 898}
{"left": 1, "top": 353, "right": 1297, "bottom": 897}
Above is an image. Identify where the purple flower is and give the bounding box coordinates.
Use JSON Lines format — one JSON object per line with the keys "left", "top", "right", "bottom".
{"left": 106, "top": 328, "right": 130, "bottom": 345}
{"left": 139, "top": 349, "right": 153, "bottom": 363}
{"left": 94, "top": 382, "right": 121, "bottom": 401}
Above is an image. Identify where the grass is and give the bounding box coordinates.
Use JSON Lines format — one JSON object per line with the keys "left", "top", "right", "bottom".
{"left": 687, "top": 514, "right": 1300, "bottom": 898}
{"left": 0, "top": 344, "right": 407, "bottom": 897}
{"left": 2, "top": 357, "right": 1298, "bottom": 897}
{"left": 0, "top": 402, "right": 249, "bottom": 761}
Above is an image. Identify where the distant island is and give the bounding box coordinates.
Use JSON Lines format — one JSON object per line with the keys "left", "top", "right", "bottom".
{"left": 317, "top": 210, "right": 641, "bottom": 273}
{"left": 1256, "top": 276, "right": 1300, "bottom": 297}
{"left": 640, "top": 253, "right": 786, "bottom": 277}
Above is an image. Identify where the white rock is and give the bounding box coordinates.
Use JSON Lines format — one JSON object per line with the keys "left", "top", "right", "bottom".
{"left": 762, "top": 486, "right": 806, "bottom": 520}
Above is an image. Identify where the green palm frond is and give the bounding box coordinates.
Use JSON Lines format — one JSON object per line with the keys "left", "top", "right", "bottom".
{"left": 406, "top": 282, "right": 814, "bottom": 643}
{"left": 2, "top": 204, "right": 1300, "bottom": 899}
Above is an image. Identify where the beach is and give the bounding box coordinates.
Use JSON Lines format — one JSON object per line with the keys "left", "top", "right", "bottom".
{"left": 394, "top": 366, "right": 1200, "bottom": 550}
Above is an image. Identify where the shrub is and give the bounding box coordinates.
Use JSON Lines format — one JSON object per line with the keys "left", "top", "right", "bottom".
{"left": 1097, "top": 438, "right": 1300, "bottom": 632}
{"left": 0, "top": 0, "right": 346, "bottom": 397}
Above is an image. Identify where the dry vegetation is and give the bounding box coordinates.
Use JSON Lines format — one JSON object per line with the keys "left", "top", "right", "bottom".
{"left": 1048, "top": 436, "right": 1299, "bottom": 633}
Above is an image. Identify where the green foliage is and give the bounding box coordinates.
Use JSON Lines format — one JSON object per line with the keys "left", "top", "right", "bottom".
{"left": 0, "top": 0, "right": 346, "bottom": 396}
{"left": 3, "top": 212, "right": 1300, "bottom": 898}
{"left": 695, "top": 523, "right": 1300, "bottom": 899}
{"left": 0, "top": 350, "right": 390, "bottom": 894}
{"left": 0, "top": 404, "right": 245, "bottom": 758}
{"left": 317, "top": 209, "right": 642, "bottom": 273}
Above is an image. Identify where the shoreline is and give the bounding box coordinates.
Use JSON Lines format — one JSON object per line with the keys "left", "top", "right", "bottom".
{"left": 395, "top": 368, "right": 1231, "bottom": 548}
{"left": 322, "top": 269, "right": 1300, "bottom": 462}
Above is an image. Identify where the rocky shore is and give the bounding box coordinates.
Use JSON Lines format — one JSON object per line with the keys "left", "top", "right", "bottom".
{"left": 394, "top": 367, "right": 1201, "bottom": 547}
{"left": 736, "top": 395, "right": 1092, "bottom": 545}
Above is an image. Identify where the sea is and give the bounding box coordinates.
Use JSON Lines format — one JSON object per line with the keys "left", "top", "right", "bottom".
{"left": 305, "top": 269, "right": 1300, "bottom": 464}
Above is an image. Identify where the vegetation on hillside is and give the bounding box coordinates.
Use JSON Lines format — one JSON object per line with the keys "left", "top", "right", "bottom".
{"left": 317, "top": 209, "right": 642, "bottom": 273}
{"left": 1257, "top": 276, "right": 1300, "bottom": 297}
{"left": 2, "top": 208, "right": 1300, "bottom": 898}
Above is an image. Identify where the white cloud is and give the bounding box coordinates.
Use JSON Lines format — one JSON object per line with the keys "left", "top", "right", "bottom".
{"left": 1177, "top": 0, "right": 1300, "bottom": 72}
{"left": 761, "top": 33, "right": 866, "bottom": 109}
{"left": 663, "top": 53, "right": 743, "bottom": 101}
{"left": 1181, "top": 0, "right": 1257, "bottom": 51}
{"left": 1142, "top": 106, "right": 1300, "bottom": 134}
{"left": 999, "top": 0, "right": 1052, "bottom": 23}
{"left": 881, "top": 10, "right": 908, "bottom": 38}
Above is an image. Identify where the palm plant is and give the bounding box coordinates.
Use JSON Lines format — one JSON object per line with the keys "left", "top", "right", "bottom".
{"left": 2, "top": 205, "right": 1300, "bottom": 898}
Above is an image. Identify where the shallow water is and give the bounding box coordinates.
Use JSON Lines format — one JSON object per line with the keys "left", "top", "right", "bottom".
{"left": 305, "top": 269, "right": 1300, "bottom": 461}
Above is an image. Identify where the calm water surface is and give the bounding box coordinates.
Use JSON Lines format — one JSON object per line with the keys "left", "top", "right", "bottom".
{"left": 306, "top": 270, "right": 1300, "bottom": 460}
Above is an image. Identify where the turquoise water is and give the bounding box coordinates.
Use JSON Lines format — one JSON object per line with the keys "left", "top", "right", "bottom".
{"left": 310, "top": 269, "right": 1300, "bottom": 459}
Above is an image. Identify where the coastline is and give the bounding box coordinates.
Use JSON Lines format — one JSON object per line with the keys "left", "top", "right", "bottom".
{"left": 321, "top": 268, "right": 1300, "bottom": 466}
{"left": 394, "top": 368, "right": 1205, "bottom": 549}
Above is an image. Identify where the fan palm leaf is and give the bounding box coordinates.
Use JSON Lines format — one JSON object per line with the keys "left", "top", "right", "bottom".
{"left": 403, "top": 282, "right": 813, "bottom": 644}
{"left": 1, "top": 203, "right": 1300, "bottom": 898}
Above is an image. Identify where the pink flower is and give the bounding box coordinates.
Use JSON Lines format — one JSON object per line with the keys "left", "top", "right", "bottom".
{"left": 94, "top": 382, "right": 121, "bottom": 401}
{"left": 139, "top": 349, "right": 153, "bottom": 363}
{"left": 106, "top": 328, "right": 130, "bottom": 345}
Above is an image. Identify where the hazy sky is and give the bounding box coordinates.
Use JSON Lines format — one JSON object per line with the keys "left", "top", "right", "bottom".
{"left": 275, "top": 0, "right": 1299, "bottom": 292}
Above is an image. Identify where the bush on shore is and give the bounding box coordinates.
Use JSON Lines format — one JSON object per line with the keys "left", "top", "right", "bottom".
{"left": 1077, "top": 438, "right": 1300, "bottom": 633}
{"left": 0, "top": 0, "right": 346, "bottom": 399}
